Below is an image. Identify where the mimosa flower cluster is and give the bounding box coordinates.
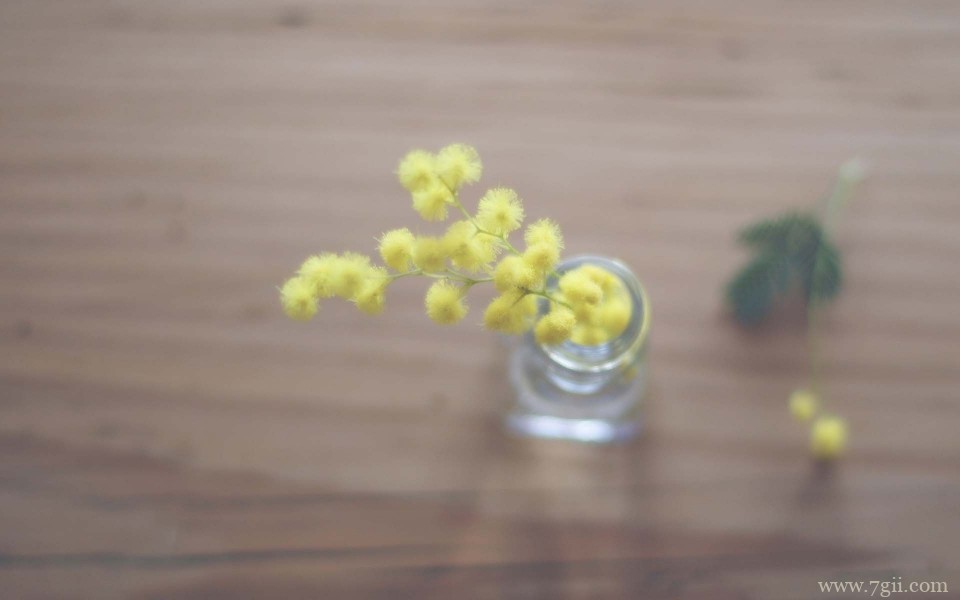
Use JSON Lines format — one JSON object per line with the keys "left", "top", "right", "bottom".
{"left": 280, "top": 144, "right": 632, "bottom": 346}
{"left": 789, "top": 389, "right": 848, "bottom": 460}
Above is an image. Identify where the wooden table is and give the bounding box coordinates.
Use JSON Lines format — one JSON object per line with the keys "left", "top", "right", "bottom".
{"left": 2, "top": 2, "right": 958, "bottom": 598}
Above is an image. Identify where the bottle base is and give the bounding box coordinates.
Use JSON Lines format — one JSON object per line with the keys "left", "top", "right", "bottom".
{"left": 505, "top": 412, "right": 641, "bottom": 444}
{"left": 506, "top": 343, "right": 646, "bottom": 444}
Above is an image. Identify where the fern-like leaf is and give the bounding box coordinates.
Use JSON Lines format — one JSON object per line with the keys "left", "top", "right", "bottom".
{"left": 727, "top": 211, "right": 843, "bottom": 325}
{"left": 739, "top": 212, "right": 818, "bottom": 250}
{"left": 803, "top": 239, "right": 842, "bottom": 303}
{"left": 726, "top": 253, "right": 792, "bottom": 325}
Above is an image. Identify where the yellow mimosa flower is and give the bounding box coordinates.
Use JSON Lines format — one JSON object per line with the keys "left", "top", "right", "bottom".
{"left": 425, "top": 280, "right": 467, "bottom": 325}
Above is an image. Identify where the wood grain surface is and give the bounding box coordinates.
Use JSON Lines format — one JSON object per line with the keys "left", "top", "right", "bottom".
{"left": 2, "top": 1, "right": 959, "bottom": 598}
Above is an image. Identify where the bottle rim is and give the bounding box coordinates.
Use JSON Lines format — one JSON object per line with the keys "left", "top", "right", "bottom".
{"left": 535, "top": 255, "right": 651, "bottom": 373}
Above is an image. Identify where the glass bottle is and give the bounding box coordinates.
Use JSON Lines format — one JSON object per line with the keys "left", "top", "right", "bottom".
{"left": 506, "top": 256, "right": 651, "bottom": 443}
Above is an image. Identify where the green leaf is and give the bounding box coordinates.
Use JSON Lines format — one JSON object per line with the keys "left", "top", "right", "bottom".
{"left": 726, "top": 252, "right": 792, "bottom": 325}
{"left": 802, "top": 239, "right": 842, "bottom": 302}
{"left": 739, "top": 212, "right": 819, "bottom": 250}
{"left": 727, "top": 211, "right": 843, "bottom": 325}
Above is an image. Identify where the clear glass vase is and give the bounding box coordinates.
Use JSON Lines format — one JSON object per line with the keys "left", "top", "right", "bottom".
{"left": 506, "top": 255, "right": 651, "bottom": 443}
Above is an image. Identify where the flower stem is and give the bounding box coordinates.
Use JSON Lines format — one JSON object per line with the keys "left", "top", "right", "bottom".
{"left": 808, "top": 158, "right": 865, "bottom": 401}
{"left": 496, "top": 234, "right": 522, "bottom": 256}
{"left": 823, "top": 158, "right": 866, "bottom": 234}
{"left": 444, "top": 268, "right": 492, "bottom": 286}
{"left": 807, "top": 300, "right": 823, "bottom": 398}
{"left": 387, "top": 269, "right": 423, "bottom": 281}
{"left": 526, "top": 289, "right": 573, "bottom": 311}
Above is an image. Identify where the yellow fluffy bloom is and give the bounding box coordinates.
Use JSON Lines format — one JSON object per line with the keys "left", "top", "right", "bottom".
{"left": 579, "top": 264, "right": 619, "bottom": 295}
{"left": 378, "top": 228, "right": 416, "bottom": 272}
{"left": 329, "top": 252, "right": 372, "bottom": 299}
{"left": 534, "top": 306, "right": 576, "bottom": 346}
{"left": 559, "top": 270, "right": 603, "bottom": 306}
{"left": 412, "top": 181, "right": 453, "bottom": 222}
{"left": 397, "top": 150, "right": 436, "bottom": 193}
{"left": 571, "top": 324, "right": 609, "bottom": 346}
{"left": 521, "top": 220, "right": 563, "bottom": 276}
{"left": 789, "top": 389, "right": 819, "bottom": 422}
{"left": 435, "top": 144, "right": 482, "bottom": 190}
{"left": 442, "top": 220, "right": 474, "bottom": 251}
{"left": 483, "top": 291, "right": 537, "bottom": 334}
{"left": 597, "top": 296, "right": 632, "bottom": 337}
{"left": 493, "top": 255, "right": 538, "bottom": 292}
{"left": 280, "top": 276, "right": 318, "bottom": 321}
{"left": 524, "top": 218, "right": 564, "bottom": 250}
{"left": 412, "top": 236, "right": 447, "bottom": 273}
{"left": 477, "top": 187, "right": 524, "bottom": 235}
{"left": 353, "top": 267, "right": 389, "bottom": 315}
{"left": 522, "top": 242, "right": 560, "bottom": 274}
{"left": 810, "top": 415, "right": 848, "bottom": 460}
{"left": 297, "top": 253, "right": 338, "bottom": 298}
{"left": 425, "top": 280, "right": 467, "bottom": 325}
{"left": 442, "top": 220, "right": 497, "bottom": 272}
{"left": 570, "top": 296, "right": 598, "bottom": 324}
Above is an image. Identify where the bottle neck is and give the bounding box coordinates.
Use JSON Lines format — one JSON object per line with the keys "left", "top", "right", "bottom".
{"left": 536, "top": 255, "right": 650, "bottom": 375}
